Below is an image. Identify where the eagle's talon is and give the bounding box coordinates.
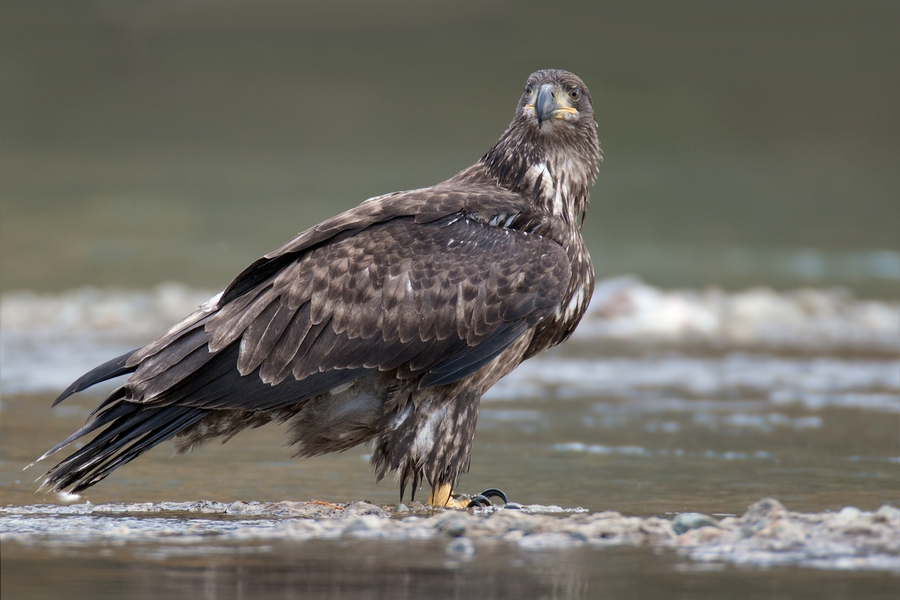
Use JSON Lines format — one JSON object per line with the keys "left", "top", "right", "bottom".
{"left": 466, "top": 488, "right": 510, "bottom": 508}
{"left": 466, "top": 495, "right": 492, "bottom": 508}
{"left": 477, "top": 488, "right": 509, "bottom": 504}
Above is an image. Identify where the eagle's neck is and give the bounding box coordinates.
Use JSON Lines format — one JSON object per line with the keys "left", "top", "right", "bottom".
{"left": 481, "top": 122, "right": 600, "bottom": 229}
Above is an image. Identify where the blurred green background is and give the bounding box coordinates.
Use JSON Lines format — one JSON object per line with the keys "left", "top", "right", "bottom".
{"left": 2, "top": 0, "right": 898, "bottom": 297}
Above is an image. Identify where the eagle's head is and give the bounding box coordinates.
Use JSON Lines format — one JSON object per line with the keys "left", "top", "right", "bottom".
{"left": 483, "top": 69, "right": 601, "bottom": 222}
{"left": 517, "top": 70, "right": 595, "bottom": 135}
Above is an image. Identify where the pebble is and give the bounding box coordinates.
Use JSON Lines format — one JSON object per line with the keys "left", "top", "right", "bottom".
{"left": 341, "top": 515, "right": 384, "bottom": 538}
{"left": 445, "top": 536, "right": 475, "bottom": 557}
{"left": 672, "top": 513, "right": 719, "bottom": 535}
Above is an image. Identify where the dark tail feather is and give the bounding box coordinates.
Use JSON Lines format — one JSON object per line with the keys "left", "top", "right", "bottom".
{"left": 52, "top": 350, "right": 140, "bottom": 407}
{"left": 38, "top": 397, "right": 208, "bottom": 493}
{"left": 33, "top": 388, "right": 132, "bottom": 464}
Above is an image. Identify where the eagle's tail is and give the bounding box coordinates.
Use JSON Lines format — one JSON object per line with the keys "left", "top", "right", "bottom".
{"left": 36, "top": 390, "right": 208, "bottom": 493}
{"left": 32, "top": 348, "right": 209, "bottom": 493}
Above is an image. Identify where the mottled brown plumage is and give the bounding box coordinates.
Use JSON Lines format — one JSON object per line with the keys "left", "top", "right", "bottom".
{"left": 36, "top": 69, "right": 601, "bottom": 501}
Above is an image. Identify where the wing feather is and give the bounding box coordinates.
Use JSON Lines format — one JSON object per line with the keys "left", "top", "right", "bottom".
{"left": 237, "top": 300, "right": 295, "bottom": 375}
{"left": 129, "top": 326, "right": 211, "bottom": 386}
{"left": 207, "top": 283, "right": 276, "bottom": 352}
{"left": 418, "top": 320, "right": 529, "bottom": 387}
{"left": 258, "top": 302, "right": 314, "bottom": 384}
{"left": 129, "top": 343, "right": 218, "bottom": 401}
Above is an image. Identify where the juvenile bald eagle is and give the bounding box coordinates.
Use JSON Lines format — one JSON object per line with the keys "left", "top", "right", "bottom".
{"left": 36, "top": 69, "right": 600, "bottom": 506}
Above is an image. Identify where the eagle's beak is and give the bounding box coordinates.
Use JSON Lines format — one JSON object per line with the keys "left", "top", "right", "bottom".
{"left": 534, "top": 83, "right": 578, "bottom": 127}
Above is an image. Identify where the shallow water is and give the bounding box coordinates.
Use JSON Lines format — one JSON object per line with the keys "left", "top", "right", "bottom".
{"left": 2, "top": 284, "right": 899, "bottom": 598}
{"left": 3, "top": 353, "right": 897, "bottom": 515}
{"left": 5, "top": 539, "right": 898, "bottom": 600}
{"left": 2, "top": 283, "right": 897, "bottom": 512}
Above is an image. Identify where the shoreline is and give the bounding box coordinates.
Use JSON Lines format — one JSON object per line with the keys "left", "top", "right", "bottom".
{"left": 2, "top": 498, "right": 898, "bottom": 572}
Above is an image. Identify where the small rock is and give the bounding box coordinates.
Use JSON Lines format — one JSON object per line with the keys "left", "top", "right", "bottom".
{"left": 518, "top": 532, "right": 581, "bottom": 550}
{"left": 444, "top": 520, "right": 468, "bottom": 537}
{"left": 502, "top": 530, "right": 525, "bottom": 542}
{"left": 445, "top": 536, "right": 475, "bottom": 557}
{"left": 343, "top": 501, "right": 386, "bottom": 517}
{"left": 341, "top": 515, "right": 385, "bottom": 537}
{"left": 226, "top": 501, "right": 251, "bottom": 515}
{"left": 282, "top": 519, "right": 327, "bottom": 540}
{"left": 672, "top": 513, "right": 719, "bottom": 535}
{"left": 835, "top": 506, "right": 861, "bottom": 522}
{"left": 739, "top": 498, "right": 788, "bottom": 536}
{"left": 874, "top": 505, "right": 900, "bottom": 523}
{"left": 394, "top": 504, "right": 409, "bottom": 513}
{"left": 569, "top": 531, "right": 589, "bottom": 542}
{"left": 432, "top": 512, "right": 469, "bottom": 537}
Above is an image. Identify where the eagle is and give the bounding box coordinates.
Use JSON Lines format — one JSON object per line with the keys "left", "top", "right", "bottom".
{"left": 35, "top": 69, "right": 601, "bottom": 507}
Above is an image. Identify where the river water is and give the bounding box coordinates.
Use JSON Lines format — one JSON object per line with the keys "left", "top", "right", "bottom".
{"left": 3, "top": 1, "right": 899, "bottom": 598}
{"left": 2, "top": 282, "right": 898, "bottom": 598}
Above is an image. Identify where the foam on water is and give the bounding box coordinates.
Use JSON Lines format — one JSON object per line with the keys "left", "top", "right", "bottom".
{"left": 2, "top": 279, "right": 898, "bottom": 400}
{"left": 2, "top": 278, "right": 897, "bottom": 349}
{"left": 578, "top": 277, "right": 900, "bottom": 354}
{"left": 490, "top": 354, "right": 900, "bottom": 411}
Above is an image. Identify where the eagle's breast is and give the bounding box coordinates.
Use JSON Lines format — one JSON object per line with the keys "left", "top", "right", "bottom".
{"left": 520, "top": 151, "right": 596, "bottom": 356}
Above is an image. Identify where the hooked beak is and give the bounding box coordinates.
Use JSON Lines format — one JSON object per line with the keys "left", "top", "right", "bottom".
{"left": 535, "top": 83, "right": 556, "bottom": 126}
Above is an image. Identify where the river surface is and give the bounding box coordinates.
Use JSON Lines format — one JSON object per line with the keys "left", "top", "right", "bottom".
{"left": 2, "top": 284, "right": 898, "bottom": 598}
{"left": 3, "top": 1, "right": 899, "bottom": 598}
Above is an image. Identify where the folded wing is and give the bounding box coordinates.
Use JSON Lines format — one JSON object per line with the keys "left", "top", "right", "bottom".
{"left": 39, "top": 204, "right": 570, "bottom": 492}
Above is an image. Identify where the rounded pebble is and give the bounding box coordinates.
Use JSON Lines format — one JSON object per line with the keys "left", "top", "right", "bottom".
{"left": 445, "top": 536, "right": 475, "bottom": 557}
{"left": 672, "top": 513, "right": 720, "bottom": 535}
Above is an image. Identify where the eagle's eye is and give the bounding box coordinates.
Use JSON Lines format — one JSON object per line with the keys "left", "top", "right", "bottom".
{"left": 524, "top": 84, "right": 534, "bottom": 96}
{"left": 568, "top": 88, "right": 581, "bottom": 101}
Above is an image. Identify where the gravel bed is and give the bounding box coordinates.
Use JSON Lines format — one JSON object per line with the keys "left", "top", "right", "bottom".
{"left": 2, "top": 498, "right": 897, "bottom": 572}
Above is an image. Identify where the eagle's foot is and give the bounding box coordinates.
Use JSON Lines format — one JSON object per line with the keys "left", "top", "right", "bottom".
{"left": 427, "top": 482, "right": 469, "bottom": 508}
{"left": 427, "top": 483, "right": 517, "bottom": 509}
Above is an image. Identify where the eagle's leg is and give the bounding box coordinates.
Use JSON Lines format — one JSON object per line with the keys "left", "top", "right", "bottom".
{"left": 427, "top": 482, "right": 469, "bottom": 508}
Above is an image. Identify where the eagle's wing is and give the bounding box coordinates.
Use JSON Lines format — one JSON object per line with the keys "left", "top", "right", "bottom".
{"left": 38, "top": 190, "right": 569, "bottom": 492}
{"left": 119, "top": 210, "right": 569, "bottom": 412}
